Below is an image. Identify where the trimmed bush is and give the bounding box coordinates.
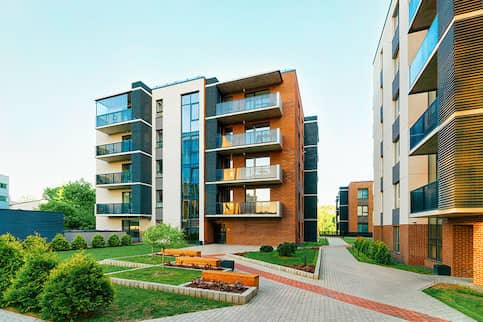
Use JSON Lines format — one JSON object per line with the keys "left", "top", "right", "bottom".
{"left": 3, "top": 250, "right": 58, "bottom": 312}
{"left": 373, "top": 241, "right": 391, "bottom": 264}
{"left": 277, "top": 242, "right": 296, "bottom": 257}
{"left": 107, "top": 234, "right": 120, "bottom": 247}
{"left": 22, "top": 234, "right": 48, "bottom": 253}
{"left": 91, "top": 234, "right": 105, "bottom": 248}
{"left": 49, "top": 234, "right": 70, "bottom": 251}
{"left": 71, "top": 235, "right": 88, "bottom": 250}
{"left": 259, "top": 245, "right": 274, "bottom": 253}
{"left": 121, "top": 234, "right": 132, "bottom": 246}
{"left": 0, "top": 235, "right": 25, "bottom": 301}
{"left": 40, "top": 253, "right": 114, "bottom": 321}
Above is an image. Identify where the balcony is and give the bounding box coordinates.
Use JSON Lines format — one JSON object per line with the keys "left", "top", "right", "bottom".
{"left": 211, "top": 92, "right": 282, "bottom": 124}
{"left": 410, "top": 99, "right": 439, "bottom": 154}
{"left": 410, "top": 181, "right": 438, "bottom": 213}
{"left": 408, "top": 0, "right": 437, "bottom": 33}
{"left": 392, "top": 25, "right": 399, "bottom": 58}
{"left": 206, "top": 201, "right": 282, "bottom": 218}
{"left": 96, "top": 172, "right": 132, "bottom": 189}
{"left": 97, "top": 203, "right": 132, "bottom": 216}
{"left": 96, "top": 109, "right": 134, "bottom": 134}
{"left": 392, "top": 70, "right": 400, "bottom": 100}
{"left": 409, "top": 15, "right": 438, "bottom": 93}
{"left": 208, "top": 165, "right": 282, "bottom": 186}
{"left": 96, "top": 140, "right": 133, "bottom": 162}
{"left": 211, "top": 128, "right": 282, "bottom": 155}
{"left": 392, "top": 115, "right": 400, "bottom": 142}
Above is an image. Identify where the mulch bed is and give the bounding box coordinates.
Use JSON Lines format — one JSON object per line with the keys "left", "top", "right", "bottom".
{"left": 187, "top": 278, "right": 248, "bottom": 293}
{"left": 284, "top": 264, "right": 315, "bottom": 273}
{"left": 165, "top": 262, "right": 225, "bottom": 270}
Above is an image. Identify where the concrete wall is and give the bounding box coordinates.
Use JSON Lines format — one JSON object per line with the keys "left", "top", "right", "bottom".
{"left": 64, "top": 230, "right": 125, "bottom": 246}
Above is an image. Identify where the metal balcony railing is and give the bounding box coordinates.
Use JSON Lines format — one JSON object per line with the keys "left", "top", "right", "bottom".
{"left": 410, "top": 99, "right": 438, "bottom": 149}
{"left": 96, "top": 172, "right": 132, "bottom": 185}
{"left": 216, "top": 165, "right": 281, "bottom": 182}
{"left": 96, "top": 140, "right": 132, "bottom": 156}
{"left": 96, "top": 203, "right": 132, "bottom": 214}
{"left": 96, "top": 109, "right": 132, "bottom": 127}
{"left": 216, "top": 92, "right": 280, "bottom": 116}
{"left": 216, "top": 129, "right": 280, "bottom": 149}
{"left": 409, "top": 15, "right": 438, "bottom": 87}
{"left": 215, "top": 201, "right": 281, "bottom": 216}
{"left": 410, "top": 181, "right": 438, "bottom": 213}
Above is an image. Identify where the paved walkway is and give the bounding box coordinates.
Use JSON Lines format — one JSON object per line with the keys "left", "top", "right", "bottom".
{"left": 0, "top": 310, "right": 41, "bottom": 322}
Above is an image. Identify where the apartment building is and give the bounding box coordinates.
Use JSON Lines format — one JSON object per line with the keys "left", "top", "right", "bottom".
{"left": 373, "top": 0, "right": 482, "bottom": 285}
{"left": 0, "top": 175, "right": 9, "bottom": 209}
{"left": 335, "top": 181, "right": 373, "bottom": 236}
{"left": 95, "top": 69, "right": 319, "bottom": 245}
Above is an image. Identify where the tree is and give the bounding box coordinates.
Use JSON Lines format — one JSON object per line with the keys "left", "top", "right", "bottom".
{"left": 39, "top": 179, "right": 95, "bottom": 230}
{"left": 317, "top": 205, "right": 336, "bottom": 235}
{"left": 143, "top": 223, "right": 185, "bottom": 271}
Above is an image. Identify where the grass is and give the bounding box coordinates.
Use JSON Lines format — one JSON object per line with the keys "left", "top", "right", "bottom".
{"left": 347, "top": 247, "right": 433, "bottom": 274}
{"left": 343, "top": 236, "right": 372, "bottom": 245}
{"left": 56, "top": 244, "right": 161, "bottom": 262}
{"left": 111, "top": 266, "right": 201, "bottom": 285}
{"left": 244, "top": 247, "right": 319, "bottom": 267}
{"left": 301, "top": 238, "right": 329, "bottom": 247}
{"left": 116, "top": 254, "right": 176, "bottom": 265}
{"left": 100, "top": 264, "right": 134, "bottom": 273}
{"left": 423, "top": 283, "right": 483, "bottom": 321}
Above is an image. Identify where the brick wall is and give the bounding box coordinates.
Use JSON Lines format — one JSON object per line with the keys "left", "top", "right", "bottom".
{"left": 453, "top": 225, "right": 473, "bottom": 277}
{"left": 407, "top": 224, "right": 428, "bottom": 266}
{"left": 474, "top": 223, "right": 483, "bottom": 286}
{"left": 347, "top": 181, "right": 373, "bottom": 233}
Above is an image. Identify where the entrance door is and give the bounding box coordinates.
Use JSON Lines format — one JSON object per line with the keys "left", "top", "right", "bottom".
{"left": 122, "top": 220, "right": 140, "bottom": 242}
{"left": 213, "top": 223, "right": 226, "bottom": 244}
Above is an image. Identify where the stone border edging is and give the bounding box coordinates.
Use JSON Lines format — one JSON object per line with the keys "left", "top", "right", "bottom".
{"left": 110, "top": 277, "right": 257, "bottom": 304}
{"left": 226, "top": 250, "right": 321, "bottom": 280}
{"left": 100, "top": 259, "right": 153, "bottom": 268}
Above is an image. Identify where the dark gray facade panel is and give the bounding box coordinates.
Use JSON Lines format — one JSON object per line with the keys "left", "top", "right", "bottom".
{"left": 304, "top": 172, "right": 318, "bottom": 195}
{"left": 304, "top": 196, "right": 317, "bottom": 219}
{"left": 304, "top": 221, "right": 317, "bottom": 242}
{"left": 205, "top": 185, "right": 217, "bottom": 215}
{"left": 131, "top": 153, "right": 152, "bottom": 184}
{"left": 131, "top": 81, "right": 152, "bottom": 93}
{"left": 304, "top": 147, "right": 318, "bottom": 170}
{"left": 392, "top": 208, "right": 400, "bottom": 225}
{"left": 392, "top": 115, "right": 400, "bottom": 142}
{"left": 131, "top": 87, "right": 152, "bottom": 124}
{"left": 392, "top": 162, "right": 400, "bottom": 184}
{"left": 437, "top": 0, "right": 453, "bottom": 37}
{"left": 132, "top": 122, "right": 152, "bottom": 154}
{"left": 205, "top": 152, "right": 217, "bottom": 182}
{"left": 339, "top": 206, "right": 348, "bottom": 221}
{"left": 205, "top": 120, "right": 218, "bottom": 150}
{"left": 303, "top": 121, "right": 319, "bottom": 146}
{"left": 0, "top": 210, "right": 64, "bottom": 241}
{"left": 339, "top": 190, "right": 348, "bottom": 204}
{"left": 131, "top": 185, "right": 152, "bottom": 214}
{"left": 205, "top": 86, "right": 220, "bottom": 117}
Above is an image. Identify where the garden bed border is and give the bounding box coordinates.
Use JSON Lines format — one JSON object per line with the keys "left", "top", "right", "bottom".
{"left": 110, "top": 277, "right": 257, "bottom": 304}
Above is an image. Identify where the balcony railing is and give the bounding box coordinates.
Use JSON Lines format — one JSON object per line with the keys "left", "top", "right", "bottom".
{"left": 392, "top": 25, "right": 400, "bottom": 58}
{"left": 216, "top": 129, "right": 280, "bottom": 149}
{"left": 215, "top": 165, "right": 281, "bottom": 183}
{"left": 410, "top": 181, "right": 438, "bottom": 213}
{"left": 97, "top": 203, "right": 132, "bottom": 214}
{"left": 216, "top": 93, "right": 280, "bottom": 116}
{"left": 409, "top": 15, "right": 438, "bottom": 87}
{"left": 410, "top": 99, "right": 438, "bottom": 149}
{"left": 96, "top": 172, "right": 132, "bottom": 185}
{"left": 96, "top": 109, "right": 132, "bottom": 127}
{"left": 96, "top": 140, "right": 132, "bottom": 156}
{"left": 213, "top": 201, "right": 281, "bottom": 217}
{"left": 409, "top": 0, "right": 422, "bottom": 25}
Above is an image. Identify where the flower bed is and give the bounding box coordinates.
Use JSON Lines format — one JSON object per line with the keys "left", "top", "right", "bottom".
{"left": 165, "top": 262, "right": 225, "bottom": 270}
{"left": 285, "top": 264, "right": 315, "bottom": 273}
{"left": 186, "top": 278, "right": 248, "bottom": 294}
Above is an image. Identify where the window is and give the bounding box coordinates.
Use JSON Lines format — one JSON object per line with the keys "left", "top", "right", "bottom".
{"left": 357, "top": 188, "right": 369, "bottom": 200}
{"left": 245, "top": 156, "right": 270, "bottom": 168}
{"left": 393, "top": 226, "right": 400, "bottom": 253}
{"left": 357, "top": 223, "right": 368, "bottom": 233}
{"left": 156, "top": 190, "right": 163, "bottom": 208}
{"left": 246, "top": 188, "right": 270, "bottom": 202}
{"left": 0, "top": 196, "right": 7, "bottom": 202}
{"left": 156, "top": 160, "right": 163, "bottom": 177}
{"left": 394, "top": 140, "right": 400, "bottom": 163}
{"left": 156, "top": 99, "right": 163, "bottom": 115}
{"left": 245, "top": 123, "right": 270, "bottom": 144}
{"left": 428, "top": 218, "right": 443, "bottom": 261}
{"left": 394, "top": 183, "right": 400, "bottom": 208}
{"left": 156, "top": 130, "right": 163, "bottom": 149}
{"left": 0, "top": 183, "right": 7, "bottom": 189}
{"left": 357, "top": 205, "right": 368, "bottom": 216}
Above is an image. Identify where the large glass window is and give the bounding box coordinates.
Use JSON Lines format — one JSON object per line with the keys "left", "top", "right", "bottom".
{"left": 181, "top": 92, "right": 200, "bottom": 241}
{"left": 156, "top": 99, "right": 163, "bottom": 115}
{"left": 393, "top": 226, "right": 400, "bottom": 253}
{"left": 156, "top": 190, "right": 163, "bottom": 208}
{"left": 357, "top": 188, "right": 369, "bottom": 200}
{"left": 428, "top": 217, "right": 443, "bottom": 261}
{"left": 246, "top": 188, "right": 270, "bottom": 202}
{"left": 156, "top": 130, "right": 163, "bottom": 149}
{"left": 357, "top": 223, "right": 368, "bottom": 233}
{"left": 0, "top": 183, "right": 7, "bottom": 189}
{"left": 245, "top": 156, "right": 270, "bottom": 168}
{"left": 156, "top": 160, "right": 163, "bottom": 177}
{"left": 245, "top": 123, "right": 270, "bottom": 144}
{"left": 357, "top": 205, "right": 368, "bottom": 216}
{"left": 96, "top": 93, "right": 131, "bottom": 116}
{"left": 122, "top": 220, "right": 140, "bottom": 242}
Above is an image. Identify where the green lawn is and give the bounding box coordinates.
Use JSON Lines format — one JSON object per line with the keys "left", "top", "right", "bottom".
{"left": 56, "top": 244, "right": 161, "bottom": 262}
{"left": 347, "top": 247, "right": 433, "bottom": 274}
{"left": 343, "top": 236, "right": 372, "bottom": 245}
{"left": 117, "top": 255, "right": 175, "bottom": 265}
{"left": 244, "top": 248, "right": 319, "bottom": 267}
{"left": 111, "top": 266, "right": 201, "bottom": 285}
{"left": 423, "top": 283, "right": 483, "bottom": 321}
{"left": 82, "top": 284, "right": 231, "bottom": 321}
{"left": 302, "top": 238, "right": 329, "bottom": 247}
{"left": 101, "top": 265, "right": 134, "bottom": 273}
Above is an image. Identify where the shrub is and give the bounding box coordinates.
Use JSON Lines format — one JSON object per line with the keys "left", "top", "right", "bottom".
{"left": 49, "top": 234, "right": 70, "bottom": 251}
{"left": 121, "top": 234, "right": 132, "bottom": 246}
{"left": 3, "top": 251, "right": 58, "bottom": 312}
{"left": 0, "top": 235, "right": 25, "bottom": 301}
{"left": 40, "top": 253, "right": 114, "bottom": 321}
{"left": 259, "top": 245, "right": 274, "bottom": 252}
{"left": 91, "top": 234, "right": 105, "bottom": 248}
{"left": 373, "top": 241, "right": 391, "bottom": 264}
{"left": 71, "top": 235, "right": 88, "bottom": 250}
{"left": 22, "top": 234, "right": 49, "bottom": 253}
{"left": 277, "top": 242, "right": 296, "bottom": 257}
{"left": 107, "top": 234, "right": 120, "bottom": 247}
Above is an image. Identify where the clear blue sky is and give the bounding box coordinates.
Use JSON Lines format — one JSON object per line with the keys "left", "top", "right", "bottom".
{"left": 0, "top": 1, "right": 388, "bottom": 205}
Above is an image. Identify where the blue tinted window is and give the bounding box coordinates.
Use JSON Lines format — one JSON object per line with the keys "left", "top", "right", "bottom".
{"left": 96, "top": 93, "right": 130, "bottom": 116}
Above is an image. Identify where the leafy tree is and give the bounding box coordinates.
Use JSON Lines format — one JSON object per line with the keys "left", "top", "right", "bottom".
{"left": 40, "top": 179, "right": 95, "bottom": 230}
{"left": 143, "top": 223, "right": 185, "bottom": 271}
{"left": 317, "top": 205, "right": 336, "bottom": 235}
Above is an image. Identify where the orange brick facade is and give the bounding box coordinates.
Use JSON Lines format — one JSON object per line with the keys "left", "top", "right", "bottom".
{"left": 347, "top": 181, "right": 373, "bottom": 234}
{"left": 203, "top": 71, "right": 305, "bottom": 245}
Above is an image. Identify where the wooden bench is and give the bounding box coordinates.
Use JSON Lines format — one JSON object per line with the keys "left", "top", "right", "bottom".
{"left": 159, "top": 249, "right": 201, "bottom": 257}
{"left": 175, "top": 256, "right": 220, "bottom": 267}
{"left": 202, "top": 270, "right": 259, "bottom": 288}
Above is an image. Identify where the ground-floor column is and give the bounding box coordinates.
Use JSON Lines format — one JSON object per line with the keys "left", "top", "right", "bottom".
{"left": 474, "top": 223, "right": 483, "bottom": 286}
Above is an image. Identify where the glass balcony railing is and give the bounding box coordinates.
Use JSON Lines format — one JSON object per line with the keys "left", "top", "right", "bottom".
{"left": 215, "top": 165, "right": 281, "bottom": 182}
{"left": 215, "top": 201, "right": 280, "bottom": 216}
{"left": 409, "top": 15, "right": 438, "bottom": 87}
{"left": 96, "top": 172, "right": 132, "bottom": 185}
{"left": 96, "top": 109, "right": 132, "bottom": 127}
{"left": 217, "top": 129, "right": 280, "bottom": 149}
{"left": 97, "top": 203, "right": 132, "bottom": 214}
{"left": 410, "top": 181, "right": 438, "bottom": 213}
{"left": 96, "top": 140, "right": 132, "bottom": 156}
{"left": 409, "top": 0, "right": 422, "bottom": 25}
{"left": 216, "top": 93, "right": 280, "bottom": 116}
{"left": 410, "top": 99, "right": 439, "bottom": 149}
